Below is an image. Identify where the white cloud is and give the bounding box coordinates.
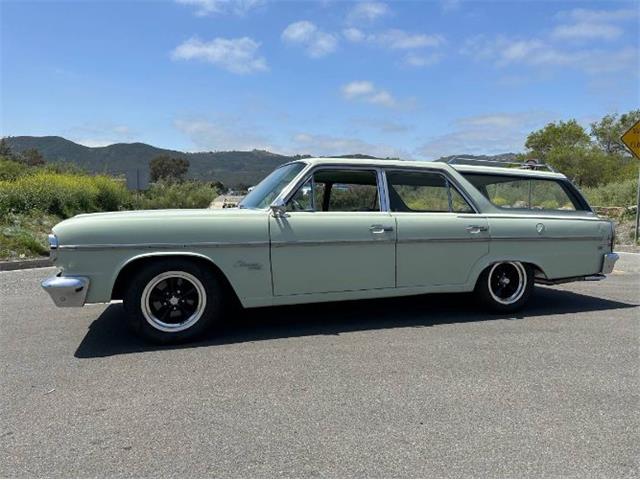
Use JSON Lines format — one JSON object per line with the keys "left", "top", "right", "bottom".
{"left": 403, "top": 52, "right": 442, "bottom": 67}
{"left": 171, "top": 37, "right": 267, "bottom": 74}
{"left": 379, "top": 29, "right": 444, "bottom": 49}
{"left": 341, "top": 81, "right": 399, "bottom": 108}
{"left": 343, "top": 27, "right": 367, "bottom": 43}
{"left": 281, "top": 21, "right": 338, "bottom": 58}
{"left": 176, "top": 0, "right": 265, "bottom": 16}
{"left": 556, "top": 7, "right": 637, "bottom": 24}
{"left": 344, "top": 28, "right": 444, "bottom": 49}
{"left": 347, "top": 2, "right": 390, "bottom": 24}
{"left": 175, "top": 118, "right": 274, "bottom": 151}
{"left": 68, "top": 123, "right": 134, "bottom": 148}
{"left": 461, "top": 35, "right": 638, "bottom": 75}
{"left": 551, "top": 22, "right": 622, "bottom": 41}
{"left": 551, "top": 7, "right": 637, "bottom": 41}
{"left": 291, "top": 132, "right": 410, "bottom": 159}
{"left": 417, "top": 112, "right": 554, "bottom": 159}
{"left": 441, "top": 0, "right": 460, "bottom": 13}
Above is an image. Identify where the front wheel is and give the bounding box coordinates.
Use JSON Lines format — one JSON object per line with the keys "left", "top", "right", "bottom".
{"left": 475, "top": 261, "right": 534, "bottom": 313}
{"left": 123, "top": 259, "right": 223, "bottom": 344}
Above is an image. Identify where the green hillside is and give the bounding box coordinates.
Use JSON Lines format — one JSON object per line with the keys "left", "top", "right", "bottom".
{"left": 5, "top": 136, "right": 522, "bottom": 188}
{"left": 5, "top": 136, "right": 305, "bottom": 187}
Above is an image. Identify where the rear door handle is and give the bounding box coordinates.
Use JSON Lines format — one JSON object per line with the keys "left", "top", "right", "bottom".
{"left": 466, "top": 225, "right": 488, "bottom": 234}
{"left": 370, "top": 224, "right": 394, "bottom": 234}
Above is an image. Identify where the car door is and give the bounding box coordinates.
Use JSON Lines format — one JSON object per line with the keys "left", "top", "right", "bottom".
{"left": 270, "top": 168, "right": 396, "bottom": 296}
{"left": 386, "top": 169, "right": 490, "bottom": 288}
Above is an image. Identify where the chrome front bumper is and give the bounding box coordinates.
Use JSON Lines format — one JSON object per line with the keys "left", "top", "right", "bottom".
{"left": 601, "top": 252, "right": 619, "bottom": 275}
{"left": 41, "top": 275, "right": 90, "bottom": 307}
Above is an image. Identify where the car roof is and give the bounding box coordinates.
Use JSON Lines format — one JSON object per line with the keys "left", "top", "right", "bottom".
{"left": 297, "top": 157, "right": 568, "bottom": 180}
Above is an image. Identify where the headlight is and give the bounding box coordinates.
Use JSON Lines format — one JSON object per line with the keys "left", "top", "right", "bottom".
{"left": 48, "top": 234, "right": 59, "bottom": 260}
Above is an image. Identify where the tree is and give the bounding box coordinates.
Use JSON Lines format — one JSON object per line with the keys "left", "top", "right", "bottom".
{"left": 149, "top": 155, "right": 190, "bottom": 183}
{"left": 590, "top": 110, "right": 640, "bottom": 156}
{"left": 523, "top": 113, "right": 638, "bottom": 187}
{"left": 524, "top": 120, "right": 590, "bottom": 159}
{"left": 0, "top": 137, "right": 14, "bottom": 159}
{"left": 210, "top": 180, "right": 226, "bottom": 193}
{"left": 20, "top": 148, "right": 46, "bottom": 166}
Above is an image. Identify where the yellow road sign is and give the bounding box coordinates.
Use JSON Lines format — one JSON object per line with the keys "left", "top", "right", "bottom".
{"left": 621, "top": 119, "right": 640, "bottom": 159}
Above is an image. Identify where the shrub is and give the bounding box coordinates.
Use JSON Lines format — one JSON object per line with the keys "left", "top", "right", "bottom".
{"left": 0, "top": 171, "right": 131, "bottom": 218}
{"left": 132, "top": 181, "right": 218, "bottom": 210}
{"left": 0, "top": 158, "right": 30, "bottom": 181}
{"left": 582, "top": 177, "right": 638, "bottom": 207}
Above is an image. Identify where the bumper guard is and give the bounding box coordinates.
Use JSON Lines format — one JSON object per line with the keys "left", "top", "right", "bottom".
{"left": 41, "top": 275, "right": 90, "bottom": 307}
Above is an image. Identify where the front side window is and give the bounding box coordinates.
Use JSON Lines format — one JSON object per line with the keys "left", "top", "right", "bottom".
{"left": 386, "top": 170, "right": 473, "bottom": 213}
{"left": 287, "top": 169, "right": 380, "bottom": 212}
{"left": 239, "top": 162, "right": 305, "bottom": 209}
{"left": 462, "top": 174, "right": 580, "bottom": 211}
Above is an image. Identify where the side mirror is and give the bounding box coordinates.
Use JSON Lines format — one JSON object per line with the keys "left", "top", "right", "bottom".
{"left": 270, "top": 199, "right": 288, "bottom": 217}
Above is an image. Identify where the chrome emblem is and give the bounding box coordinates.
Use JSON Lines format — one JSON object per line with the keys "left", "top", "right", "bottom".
{"left": 536, "top": 223, "right": 545, "bottom": 234}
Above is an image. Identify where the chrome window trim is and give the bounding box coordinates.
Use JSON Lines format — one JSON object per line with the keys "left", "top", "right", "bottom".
{"left": 271, "top": 238, "right": 395, "bottom": 248}
{"left": 58, "top": 241, "right": 269, "bottom": 250}
{"left": 277, "top": 164, "right": 389, "bottom": 213}
{"left": 383, "top": 167, "right": 479, "bottom": 214}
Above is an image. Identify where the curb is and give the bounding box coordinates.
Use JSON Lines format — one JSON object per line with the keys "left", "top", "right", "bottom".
{"left": 0, "top": 258, "right": 53, "bottom": 271}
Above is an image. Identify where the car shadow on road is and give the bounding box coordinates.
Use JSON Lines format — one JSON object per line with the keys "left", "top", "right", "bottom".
{"left": 74, "top": 286, "right": 637, "bottom": 358}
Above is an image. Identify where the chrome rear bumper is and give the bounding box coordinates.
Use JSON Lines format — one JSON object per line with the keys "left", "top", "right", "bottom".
{"left": 601, "top": 252, "right": 619, "bottom": 275}
{"left": 41, "top": 275, "right": 90, "bottom": 307}
{"left": 535, "top": 252, "right": 620, "bottom": 285}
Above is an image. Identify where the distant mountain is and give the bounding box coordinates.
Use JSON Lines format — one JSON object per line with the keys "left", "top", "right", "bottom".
{"left": 5, "top": 136, "right": 306, "bottom": 187}
{"left": 4, "top": 136, "right": 519, "bottom": 187}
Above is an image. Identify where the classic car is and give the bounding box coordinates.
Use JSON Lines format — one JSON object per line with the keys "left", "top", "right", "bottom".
{"left": 42, "top": 158, "right": 619, "bottom": 343}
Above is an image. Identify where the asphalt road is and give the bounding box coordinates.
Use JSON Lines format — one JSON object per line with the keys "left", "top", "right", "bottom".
{"left": 1, "top": 255, "right": 638, "bottom": 478}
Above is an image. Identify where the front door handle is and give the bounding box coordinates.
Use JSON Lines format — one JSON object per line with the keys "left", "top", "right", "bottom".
{"left": 466, "top": 225, "right": 488, "bottom": 234}
{"left": 370, "top": 224, "right": 394, "bottom": 234}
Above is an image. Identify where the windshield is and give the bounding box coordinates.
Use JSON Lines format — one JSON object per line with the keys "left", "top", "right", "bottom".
{"left": 239, "top": 162, "right": 306, "bottom": 209}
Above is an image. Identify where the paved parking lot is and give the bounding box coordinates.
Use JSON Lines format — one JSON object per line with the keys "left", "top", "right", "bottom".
{"left": 1, "top": 254, "right": 638, "bottom": 477}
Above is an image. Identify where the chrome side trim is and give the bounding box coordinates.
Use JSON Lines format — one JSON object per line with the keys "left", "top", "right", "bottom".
{"left": 491, "top": 235, "right": 603, "bottom": 242}
{"left": 399, "top": 237, "right": 490, "bottom": 244}
{"left": 41, "top": 275, "right": 90, "bottom": 307}
{"left": 271, "top": 238, "right": 395, "bottom": 248}
{"left": 458, "top": 213, "right": 599, "bottom": 221}
{"left": 398, "top": 235, "right": 602, "bottom": 244}
{"left": 59, "top": 241, "right": 269, "bottom": 251}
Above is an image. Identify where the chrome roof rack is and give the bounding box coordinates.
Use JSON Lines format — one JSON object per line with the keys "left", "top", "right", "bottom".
{"left": 441, "top": 156, "right": 556, "bottom": 172}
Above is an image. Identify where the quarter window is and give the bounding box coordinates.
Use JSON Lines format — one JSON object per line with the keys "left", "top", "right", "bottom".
{"left": 386, "top": 171, "right": 473, "bottom": 213}
{"left": 462, "top": 174, "right": 579, "bottom": 211}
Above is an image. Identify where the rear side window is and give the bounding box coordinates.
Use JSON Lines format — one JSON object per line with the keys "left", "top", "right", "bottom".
{"left": 386, "top": 170, "right": 474, "bottom": 213}
{"left": 462, "top": 174, "right": 581, "bottom": 211}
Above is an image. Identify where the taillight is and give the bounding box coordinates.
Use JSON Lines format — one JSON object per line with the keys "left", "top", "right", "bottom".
{"left": 610, "top": 222, "right": 616, "bottom": 251}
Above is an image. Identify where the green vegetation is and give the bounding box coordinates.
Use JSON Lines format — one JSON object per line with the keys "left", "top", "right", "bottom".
{"left": 582, "top": 177, "right": 638, "bottom": 207}
{"left": 149, "top": 155, "right": 190, "bottom": 183}
{"left": 521, "top": 110, "right": 639, "bottom": 188}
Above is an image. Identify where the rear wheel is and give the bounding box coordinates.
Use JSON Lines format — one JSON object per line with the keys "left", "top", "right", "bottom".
{"left": 123, "top": 259, "right": 223, "bottom": 344}
{"left": 475, "top": 261, "right": 533, "bottom": 313}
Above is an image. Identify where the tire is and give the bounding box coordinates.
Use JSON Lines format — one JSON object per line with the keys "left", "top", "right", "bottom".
{"left": 123, "top": 258, "right": 224, "bottom": 344}
{"left": 475, "top": 261, "right": 534, "bottom": 313}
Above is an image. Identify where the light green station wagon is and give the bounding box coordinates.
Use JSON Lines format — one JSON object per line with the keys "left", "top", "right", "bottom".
{"left": 42, "top": 158, "right": 619, "bottom": 343}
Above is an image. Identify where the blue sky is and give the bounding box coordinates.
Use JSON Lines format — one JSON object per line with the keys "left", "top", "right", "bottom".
{"left": 1, "top": 0, "right": 638, "bottom": 159}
